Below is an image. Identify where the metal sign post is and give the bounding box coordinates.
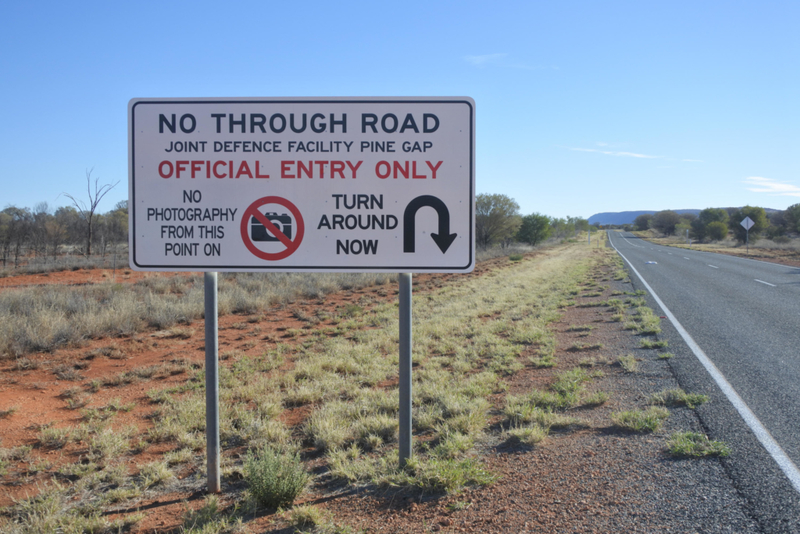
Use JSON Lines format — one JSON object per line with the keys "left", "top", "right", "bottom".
{"left": 204, "top": 272, "right": 220, "bottom": 492}
{"left": 741, "top": 216, "right": 755, "bottom": 255}
{"left": 398, "top": 273, "right": 412, "bottom": 467}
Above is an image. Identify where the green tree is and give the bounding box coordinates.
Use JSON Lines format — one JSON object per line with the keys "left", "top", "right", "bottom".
{"left": 729, "top": 206, "right": 768, "bottom": 244}
{"left": 475, "top": 194, "right": 521, "bottom": 248}
{"left": 54, "top": 206, "right": 82, "bottom": 247}
{"left": 784, "top": 203, "right": 800, "bottom": 234}
{"left": 1, "top": 206, "right": 32, "bottom": 267}
{"left": 651, "top": 210, "right": 680, "bottom": 236}
{"left": 691, "top": 208, "right": 728, "bottom": 241}
{"left": 106, "top": 200, "right": 129, "bottom": 244}
{"left": 517, "top": 213, "right": 551, "bottom": 246}
{"left": 44, "top": 218, "right": 67, "bottom": 260}
{"left": 571, "top": 216, "right": 590, "bottom": 233}
{"left": 548, "top": 216, "right": 589, "bottom": 239}
{"left": 706, "top": 221, "right": 728, "bottom": 241}
{"left": 0, "top": 209, "right": 12, "bottom": 267}
{"left": 676, "top": 220, "right": 692, "bottom": 240}
{"left": 549, "top": 217, "right": 567, "bottom": 238}
{"left": 633, "top": 214, "right": 652, "bottom": 231}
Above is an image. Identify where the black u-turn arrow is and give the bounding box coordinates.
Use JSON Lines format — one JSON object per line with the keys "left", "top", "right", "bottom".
{"left": 403, "top": 195, "right": 457, "bottom": 253}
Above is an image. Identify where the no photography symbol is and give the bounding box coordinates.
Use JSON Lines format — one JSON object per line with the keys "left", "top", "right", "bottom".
{"left": 240, "top": 196, "right": 305, "bottom": 261}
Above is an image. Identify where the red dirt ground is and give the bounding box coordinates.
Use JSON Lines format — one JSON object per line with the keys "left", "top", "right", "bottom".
{"left": 0, "top": 261, "right": 495, "bottom": 512}
{"left": 0, "top": 251, "right": 763, "bottom": 532}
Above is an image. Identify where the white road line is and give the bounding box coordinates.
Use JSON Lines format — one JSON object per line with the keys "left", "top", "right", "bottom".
{"left": 708, "top": 265, "right": 719, "bottom": 269}
{"left": 684, "top": 257, "right": 690, "bottom": 260}
{"left": 755, "top": 279, "right": 776, "bottom": 287}
{"left": 609, "top": 237, "right": 800, "bottom": 495}
{"left": 620, "top": 235, "right": 641, "bottom": 248}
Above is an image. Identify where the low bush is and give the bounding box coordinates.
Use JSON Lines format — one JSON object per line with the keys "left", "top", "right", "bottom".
{"left": 244, "top": 446, "right": 309, "bottom": 508}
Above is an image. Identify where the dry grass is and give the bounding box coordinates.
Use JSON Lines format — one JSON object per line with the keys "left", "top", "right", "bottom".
{"left": 0, "top": 241, "right": 629, "bottom": 531}
{"left": 0, "top": 272, "right": 394, "bottom": 358}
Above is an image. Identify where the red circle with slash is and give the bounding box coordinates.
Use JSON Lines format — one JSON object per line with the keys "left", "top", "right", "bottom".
{"left": 240, "top": 196, "right": 305, "bottom": 260}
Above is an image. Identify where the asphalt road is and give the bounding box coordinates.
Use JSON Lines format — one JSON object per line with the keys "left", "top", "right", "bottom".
{"left": 608, "top": 231, "right": 800, "bottom": 532}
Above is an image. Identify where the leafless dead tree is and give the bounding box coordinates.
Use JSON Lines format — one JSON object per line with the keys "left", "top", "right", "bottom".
{"left": 63, "top": 169, "right": 119, "bottom": 257}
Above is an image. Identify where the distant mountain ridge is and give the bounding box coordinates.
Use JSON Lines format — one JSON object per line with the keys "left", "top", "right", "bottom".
{"left": 588, "top": 210, "right": 701, "bottom": 225}
{"left": 588, "top": 208, "right": 780, "bottom": 225}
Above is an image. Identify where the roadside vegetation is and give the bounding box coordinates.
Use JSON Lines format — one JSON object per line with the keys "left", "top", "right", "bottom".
{"left": 0, "top": 198, "right": 731, "bottom": 532}
{"left": 1, "top": 239, "right": 616, "bottom": 532}
{"left": 619, "top": 204, "right": 800, "bottom": 262}
{"left": 666, "top": 432, "right": 731, "bottom": 458}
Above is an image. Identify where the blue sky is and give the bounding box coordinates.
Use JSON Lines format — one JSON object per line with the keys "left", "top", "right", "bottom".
{"left": 1, "top": 1, "right": 798, "bottom": 220}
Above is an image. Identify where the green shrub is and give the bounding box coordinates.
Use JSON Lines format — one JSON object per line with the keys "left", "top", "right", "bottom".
{"left": 289, "top": 505, "right": 325, "bottom": 530}
{"left": 706, "top": 221, "right": 728, "bottom": 242}
{"left": 244, "top": 446, "right": 309, "bottom": 508}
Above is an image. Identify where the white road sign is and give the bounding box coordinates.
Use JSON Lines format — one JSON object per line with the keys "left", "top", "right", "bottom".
{"left": 740, "top": 216, "right": 755, "bottom": 230}
{"left": 128, "top": 98, "right": 475, "bottom": 272}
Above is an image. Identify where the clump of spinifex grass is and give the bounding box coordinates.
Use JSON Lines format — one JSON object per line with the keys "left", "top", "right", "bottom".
{"left": 568, "top": 342, "right": 604, "bottom": 352}
{"left": 503, "top": 365, "right": 606, "bottom": 442}
{"left": 624, "top": 305, "right": 662, "bottom": 335}
{"left": 666, "top": 432, "right": 731, "bottom": 457}
{"left": 640, "top": 339, "right": 668, "bottom": 349}
{"left": 507, "top": 424, "right": 549, "bottom": 446}
{"left": 617, "top": 354, "right": 638, "bottom": 373}
{"left": 566, "top": 325, "right": 593, "bottom": 333}
{"left": 551, "top": 368, "right": 595, "bottom": 406}
{"left": 583, "top": 391, "right": 610, "bottom": 406}
{"left": 649, "top": 388, "right": 708, "bottom": 409}
{"left": 611, "top": 407, "right": 670, "bottom": 433}
{"left": 0, "top": 406, "right": 18, "bottom": 418}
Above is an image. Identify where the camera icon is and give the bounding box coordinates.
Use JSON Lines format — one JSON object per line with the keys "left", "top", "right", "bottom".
{"left": 251, "top": 212, "right": 293, "bottom": 242}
